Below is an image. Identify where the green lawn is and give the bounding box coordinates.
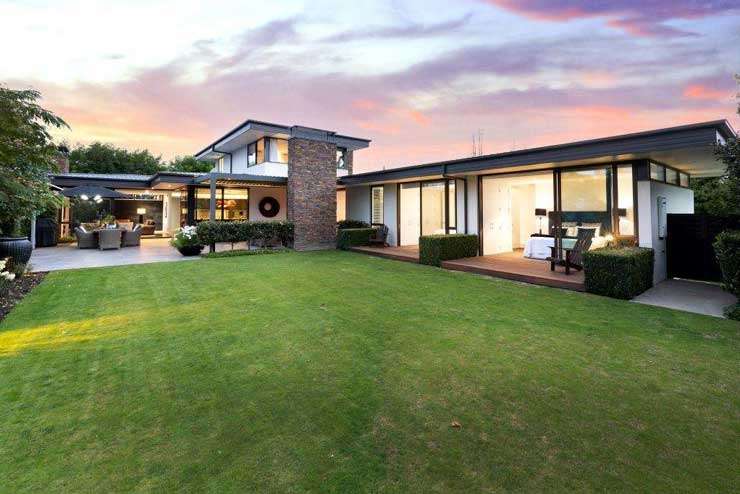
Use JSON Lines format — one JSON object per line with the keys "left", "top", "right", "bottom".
{"left": 0, "top": 251, "right": 738, "bottom": 492}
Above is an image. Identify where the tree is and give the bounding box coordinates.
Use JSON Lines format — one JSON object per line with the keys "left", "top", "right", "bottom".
{"left": 167, "top": 155, "right": 212, "bottom": 173}
{"left": 0, "top": 85, "right": 68, "bottom": 235}
{"left": 68, "top": 142, "right": 162, "bottom": 175}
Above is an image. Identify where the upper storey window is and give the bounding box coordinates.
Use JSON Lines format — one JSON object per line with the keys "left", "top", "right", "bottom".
{"left": 336, "top": 147, "right": 347, "bottom": 169}
{"left": 247, "top": 137, "right": 288, "bottom": 166}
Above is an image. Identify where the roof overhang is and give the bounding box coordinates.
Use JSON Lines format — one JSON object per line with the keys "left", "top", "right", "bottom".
{"left": 194, "top": 172, "right": 287, "bottom": 187}
{"left": 195, "top": 120, "right": 370, "bottom": 161}
{"left": 340, "top": 120, "right": 736, "bottom": 186}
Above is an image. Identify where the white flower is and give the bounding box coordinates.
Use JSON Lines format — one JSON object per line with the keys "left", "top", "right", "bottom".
{"left": 0, "top": 260, "right": 5, "bottom": 270}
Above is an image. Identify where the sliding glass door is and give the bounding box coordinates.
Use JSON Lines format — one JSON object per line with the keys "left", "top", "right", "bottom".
{"left": 421, "top": 182, "right": 446, "bottom": 236}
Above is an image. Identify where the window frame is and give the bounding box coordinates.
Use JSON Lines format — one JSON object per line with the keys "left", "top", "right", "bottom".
{"left": 370, "top": 185, "right": 384, "bottom": 226}
{"left": 336, "top": 147, "right": 347, "bottom": 169}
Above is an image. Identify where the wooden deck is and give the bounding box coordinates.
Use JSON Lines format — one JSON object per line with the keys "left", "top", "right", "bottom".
{"left": 350, "top": 245, "right": 419, "bottom": 263}
{"left": 442, "top": 251, "right": 585, "bottom": 291}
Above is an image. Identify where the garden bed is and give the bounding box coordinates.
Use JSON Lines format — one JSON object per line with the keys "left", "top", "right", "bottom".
{"left": 0, "top": 272, "right": 46, "bottom": 322}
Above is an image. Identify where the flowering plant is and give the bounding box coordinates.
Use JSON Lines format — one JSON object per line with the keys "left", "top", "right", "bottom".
{"left": 0, "top": 258, "right": 16, "bottom": 295}
{"left": 170, "top": 226, "right": 202, "bottom": 249}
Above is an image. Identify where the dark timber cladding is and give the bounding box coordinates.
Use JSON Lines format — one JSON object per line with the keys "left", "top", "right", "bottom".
{"left": 288, "top": 137, "right": 337, "bottom": 250}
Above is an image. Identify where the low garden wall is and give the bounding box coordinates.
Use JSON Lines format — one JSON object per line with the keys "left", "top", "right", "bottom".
{"left": 419, "top": 234, "right": 478, "bottom": 267}
{"left": 583, "top": 247, "right": 654, "bottom": 299}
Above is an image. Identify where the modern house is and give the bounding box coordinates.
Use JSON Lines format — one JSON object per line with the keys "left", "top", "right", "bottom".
{"left": 50, "top": 118, "right": 735, "bottom": 284}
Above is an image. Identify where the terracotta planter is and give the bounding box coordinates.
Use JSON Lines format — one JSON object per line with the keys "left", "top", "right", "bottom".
{"left": 177, "top": 245, "right": 204, "bottom": 256}
{"left": 0, "top": 236, "right": 33, "bottom": 266}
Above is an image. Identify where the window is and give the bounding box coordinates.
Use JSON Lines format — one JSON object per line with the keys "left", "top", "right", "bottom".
{"left": 665, "top": 167, "right": 678, "bottom": 185}
{"left": 337, "top": 148, "right": 347, "bottom": 169}
{"left": 680, "top": 173, "right": 689, "bottom": 187}
{"left": 560, "top": 167, "right": 612, "bottom": 236}
{"left": 256, "top": 139, "right": 265, "bottom": 164}
{"left": 248, "top": 142, "right": 257, "bottom": 166}
{"left": 267, "top": 138, "right": 288, "bottom": 163}
{"left": 422, "top": 181, "right": 446, "bottom": 235}
{"left": 650, "top": 162, "right": 665, "bottom": 181}
{"left": 447, "top": 180, "right": 456, "bottom": 231}
{"left": 617, "top": 165, "right": 635, "bottom": 236}
{"left": 371, "top": 186, "right": 384, "bottom": 225}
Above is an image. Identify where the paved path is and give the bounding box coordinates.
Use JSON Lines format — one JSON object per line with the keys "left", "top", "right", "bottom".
{"left": 633, "top": 278, "right": 737, "bottom": 318}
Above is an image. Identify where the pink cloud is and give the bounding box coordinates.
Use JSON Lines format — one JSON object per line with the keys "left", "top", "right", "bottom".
{"left": 683, "top": 84, "right": 730, "bottom": 101}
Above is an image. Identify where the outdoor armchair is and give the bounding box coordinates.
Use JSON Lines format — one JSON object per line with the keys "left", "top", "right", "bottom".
{"left": 547, "top": 228, "right": 595, "bottom": 275}
{"left": 121, "top": 225, "right": 142, "bottom": 247}
{"left": 98, "top": 228, "right": 122, "bottom": 250}
{"left": 74, "top": 226, "right": 97, "bottom": 249}
{"left": 368, "top": 224, "right": 389, "bottom": 247}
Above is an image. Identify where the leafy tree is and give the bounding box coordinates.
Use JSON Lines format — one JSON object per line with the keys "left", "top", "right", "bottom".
{"left": 0, "top": 85, "right": 68, "bottom": 235}
{"left": 167, "top": 155, "right": 212, "bottom": 173}
{"left": 68, "top": 142, "right": 162, "bottom": 175}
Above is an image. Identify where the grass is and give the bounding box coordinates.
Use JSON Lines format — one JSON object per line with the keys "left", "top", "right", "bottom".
{"left": 0, "top": 250, "right": 738, "bottom": 492}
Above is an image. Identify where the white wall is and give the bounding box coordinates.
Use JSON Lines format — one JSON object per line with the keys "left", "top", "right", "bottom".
{"left": 638, "top": 181, "right": 694, "bottom": 284}
{"left": 466, "top": 176, "right": 479, "bottom": 235}
{"left": 214, "top": 143, "right": 289, "bottom": 177}
{"left": 249, "top": 187, "right": 287, "bottom": 221}
{"left": 384, "top": 183, "right": 398, "bottom": 246}
{"left": 162, "top": 192, "right": 181, "bottom": 233}
{"left": 346, "top": 185, "right": 371, "bottom": 224}
{"left": 456, "top": 178, "right": 466, "bottom": 233}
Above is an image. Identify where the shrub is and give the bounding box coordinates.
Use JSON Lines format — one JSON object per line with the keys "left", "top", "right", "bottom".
{"left": 419, "top": 234, "right": 478, "bottom": 267}
{"left": 338, "top": 219, "right": 370, "bottom": 230}
{"left": 713, "top": 229, "right": 740, "bottom": 296}
{"left": 202, "top": 248, "right": 288, "bottom": 259}
{"left": 0, "top": 258, "right": 16, "bottom": 296}
{"left": 583, "top": 247, "right": 654, "bottom": 299}
{"left": 337, "top": 228, "right": 376, "bottom": 250}
{"left": 170, "top": 226, "right": 202, "bottom": 249}
{"left": 725, "top": 303, "right": 740, "bottom": 321}
{"left": 195, "top": 221, "right": 294, "bottom": 248}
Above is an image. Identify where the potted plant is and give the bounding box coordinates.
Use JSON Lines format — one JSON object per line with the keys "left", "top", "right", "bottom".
{"left": 0, "top": 220, "right": 33, "bottom": 271}
{"left": 170, "top": 226, "right": 203, "bottom": 256}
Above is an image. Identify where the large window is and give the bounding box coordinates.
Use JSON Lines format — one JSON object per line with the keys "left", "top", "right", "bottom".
{"left": 422, "top": 182, "right": 446, "bottom": 236}
{"left": 248, "top": 142, "right": 257, "bottom": 166}
{"left": 371, "top": 186, "right": 384, "bottom": 225}
{"left": 617, "top": 165, "right": 635, "bottom": 236}
{"left": 256, "top": 139, "right": 265, "bottom": 164}
{"left": 448, "top": 180, "right": 456, "bottom": 231}
{"left": 560, "top": 167, "right": 612, "bottom": 237}
{"left": 400, "top": 183, "right": 420, "bottom": 245}
{"left": 194, "top": 188, "right": 248, "bottom": 221}
{"left": 267, "top": 138, "right": 289, "bottom": 163}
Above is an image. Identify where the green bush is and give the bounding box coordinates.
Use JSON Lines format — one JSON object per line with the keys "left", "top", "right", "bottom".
{"left": 419, "top": 234, "right": 478, "bottom": 267}
{"left": 195, "top": 221, "right": 294, "bottom": 248}
{"left": 202, "top": 249, "right": 288, "bottom": 259}
{"left": 713, "top": 229, "right": 740, "bottom": 297}
{"left": 725, "top": 303, "right": 740, "bottom": 321}
{"left": 338, "top": 219, "right": 370, "bottom": 230}
{"left": 583, "top": 247, "right": 654, "bottom": 299}
{"left": 337, "top": 228, "right": 376, "bottom": 250}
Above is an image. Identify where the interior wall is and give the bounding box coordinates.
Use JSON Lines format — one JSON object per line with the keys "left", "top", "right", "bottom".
{"left": 399, "top": 183, "right": 421, "bottom": 245}
{"left": 249, "top": 186, "right": 287, "bottom": 221}
{"left": 466, "top": 177, "right": 478, "bottom": 235}
{"left": 384, "top": 184, "right": 398, "bottom": 246}
{"left": 113, "top": 199, "right": 163, "bottom": 229}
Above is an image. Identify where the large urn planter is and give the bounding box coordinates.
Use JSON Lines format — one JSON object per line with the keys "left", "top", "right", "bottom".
{"left": 177, "top": 245, "right": 204, "bottom": 256}
{"left": 0, "top": 236, "right": 33, "bottom": 266}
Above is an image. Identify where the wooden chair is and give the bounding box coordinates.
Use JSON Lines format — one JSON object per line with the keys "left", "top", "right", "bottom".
{"left": 548, "top": 228, "right": 595, "bottom": 275}
{"left": 368, "top": 224, "right": 389, "bottom": 247}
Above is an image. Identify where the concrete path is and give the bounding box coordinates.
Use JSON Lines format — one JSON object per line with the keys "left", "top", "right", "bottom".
{"left": 633, "top": 278, "right": 737, "bottom": 318}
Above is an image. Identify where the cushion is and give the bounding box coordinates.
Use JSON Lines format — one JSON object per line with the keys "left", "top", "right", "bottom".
{"left": 78, "top": 226, "right": 88, "bottom": 234}
{"left": 562, "top": 222, "right": 578, "bottom": 237}
{"left": 580, "top": 223, "right": 602, "bottom": 238}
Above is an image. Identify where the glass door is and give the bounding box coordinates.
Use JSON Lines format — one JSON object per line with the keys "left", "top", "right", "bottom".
{"left": 399, "top": 183, "right": 420, "bottom": 246}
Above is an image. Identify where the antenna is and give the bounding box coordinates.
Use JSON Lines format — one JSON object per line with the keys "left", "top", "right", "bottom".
{"left": 478, "top": 129, "right": 484, "bottom": 156}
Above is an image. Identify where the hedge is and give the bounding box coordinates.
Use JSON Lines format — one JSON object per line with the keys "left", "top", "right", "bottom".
{"left": 195, "top": 221, "right": 294, "bottom": 247}
{"left": 337, "top": 228, "right": 376, "bottom": 250}
{"left": 583, "top": 247, "right": 654, "bottom": 299}
{"left": 419, "top": 234, "right": 478, "bottom": 267}
{"left": 713, "top": 229, "right": 740, "bottom": 296}
{"left": 201, "top": 248, "right": 288, "bottom": 259}
{"left": 338, "top": 219, "right": 370, "bottom": 230}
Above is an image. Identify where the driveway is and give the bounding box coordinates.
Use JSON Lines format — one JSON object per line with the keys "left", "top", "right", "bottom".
{"left": 633, "top": 278, "right": 737, "bottom": 318}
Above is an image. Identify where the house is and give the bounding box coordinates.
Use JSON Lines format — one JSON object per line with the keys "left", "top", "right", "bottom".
{"left": 50, "top": 118, "right": 735, "bottom": 284}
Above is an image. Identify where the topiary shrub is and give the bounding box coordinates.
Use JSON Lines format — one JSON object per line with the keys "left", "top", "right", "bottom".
{"left": 713, "top": 229, "right": 740, "bottom": 296}
{"left": 338, "top": 219, "right": 370, "bottom": 230}
{"left": 583, "top": 247, "right": 654, "bottom": 299}
{"left": 419, "top": 234, "right": 478, "bottom": 267}
{"left": 337, "top": 228, "right": 376, "bottom": 250}
{"left": 195, "top": 221, "right": 294, "bottom": 248}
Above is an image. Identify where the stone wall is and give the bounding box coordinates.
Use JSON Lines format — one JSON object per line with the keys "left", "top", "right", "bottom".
{"left": 287, "top": 138, "right": 337, "bottom": 250}
{"left": 344, "top": 149, "right": 354, "bottom": 175}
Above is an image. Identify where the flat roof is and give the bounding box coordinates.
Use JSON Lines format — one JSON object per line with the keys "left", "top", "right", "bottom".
{"left": 195, "top": 119, "right": 371, "bottom": 159}
{"left": 340, "top": 120, "right": 736, "bottom": 185}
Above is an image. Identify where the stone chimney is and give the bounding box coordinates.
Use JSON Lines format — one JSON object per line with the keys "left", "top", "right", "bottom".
{"left": 55, "top": 145, "right": 70, "bottom": 173}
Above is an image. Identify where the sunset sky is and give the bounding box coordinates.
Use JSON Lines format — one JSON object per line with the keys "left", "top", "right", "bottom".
{"left": 3, "top": 0, "right": 739, "bottom": 173}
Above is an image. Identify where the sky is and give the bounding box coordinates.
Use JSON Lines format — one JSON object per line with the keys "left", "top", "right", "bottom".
{"left": 2, "top": 0, "right": 739, "bottom": 173}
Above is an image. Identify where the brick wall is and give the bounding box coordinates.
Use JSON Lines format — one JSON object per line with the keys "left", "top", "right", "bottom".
{"left": 344, "top": 149, "right": 354, "bottom": 175}
{"left": 287, "top": 138, "right": 337, "bottom": 250}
